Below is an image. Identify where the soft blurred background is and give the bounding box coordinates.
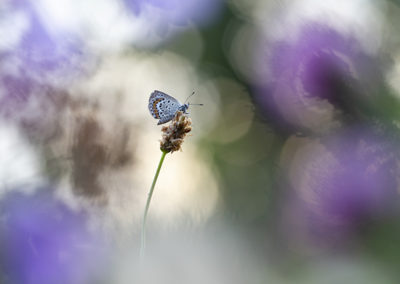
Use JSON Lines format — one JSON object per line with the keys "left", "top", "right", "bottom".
{"left": 2, "top": 0, "right": 400, "bottom": 283}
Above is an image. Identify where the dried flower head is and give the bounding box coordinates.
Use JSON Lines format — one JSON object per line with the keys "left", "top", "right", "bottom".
{"left": 160, "top": 111, "right": 192, "bottom": 153}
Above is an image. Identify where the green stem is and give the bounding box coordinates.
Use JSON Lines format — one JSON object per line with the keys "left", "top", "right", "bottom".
{"left": 140, "top": 150, "right": 168, "bottom": 258}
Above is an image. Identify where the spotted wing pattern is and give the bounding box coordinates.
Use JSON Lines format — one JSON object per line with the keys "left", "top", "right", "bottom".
{"left": 148, "top": 90, "right": 182, "bottom": 125}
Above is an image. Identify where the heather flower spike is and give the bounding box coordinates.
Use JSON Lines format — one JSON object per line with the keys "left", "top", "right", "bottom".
{"left": 160, "top": 111, "right": 192, "bottom": 153}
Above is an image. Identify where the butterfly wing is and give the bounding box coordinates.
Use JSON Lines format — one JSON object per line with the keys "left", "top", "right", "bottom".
{"left": 149, "top": 90, "right": 182, "bottom": 124}
{"left": 148, "top": 91, "right": 165, "bottom": 119}
{"left": 149, "top": 90, "right": 178, "bottom": 102}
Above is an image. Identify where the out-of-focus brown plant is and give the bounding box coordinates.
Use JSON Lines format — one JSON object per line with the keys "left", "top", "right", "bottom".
{"left": 29, "top": 93, "right": 137, "bottom": 204}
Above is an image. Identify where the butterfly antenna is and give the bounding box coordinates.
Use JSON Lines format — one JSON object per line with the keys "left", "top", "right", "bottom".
{"left": 184, "top": 91, "right": 203, "bottom": 106}
{"left": 184, "top": 91, "right": 196, "bottom": 104}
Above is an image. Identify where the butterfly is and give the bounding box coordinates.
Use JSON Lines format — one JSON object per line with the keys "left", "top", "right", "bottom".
{"left": 148, "top": 90, "right": 202, "bottom": 125}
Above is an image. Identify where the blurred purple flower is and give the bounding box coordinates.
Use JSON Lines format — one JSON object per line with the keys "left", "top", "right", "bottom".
{"left": 0, "top": 1, "right": 90, "bottom": 127}
{"left": 254, "top": 23, "right": 382, "bottom": 133}
{"left": 281, "top": 128, "right": 399, "bottom": 249}
{"left": 0, "top": 190, "right": 106, "bottom": 284}
{"left": 4, "top": 0, "right": 86, "bottom": 75}
{"left": 123, "top": 0, "right": 222, "bottom": 27}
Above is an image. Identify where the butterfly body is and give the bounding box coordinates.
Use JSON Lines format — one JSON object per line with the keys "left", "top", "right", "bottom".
{"left": 148, "top": 90, "right": 189, "bottom": 125}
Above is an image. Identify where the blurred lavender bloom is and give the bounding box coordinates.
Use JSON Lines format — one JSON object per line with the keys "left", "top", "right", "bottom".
{"left": 0, "top": 190, "right": 106, "bottom": 284}
{"left": 254, "top": 23, "right": 386, "bottom": 133}
{"left": 281, "top": 128, "right": 399, "bottom": 249}
{"left": 0, "top": 1, "right": 90, "bottom": 127}
{"left": 3, "top": 0, "right": 86, "bottom": 75}
{"left": 123, "top": 0, "right": 222, "bottom": 28}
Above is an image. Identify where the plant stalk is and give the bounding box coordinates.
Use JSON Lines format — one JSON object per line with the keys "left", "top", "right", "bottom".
{"left": 140, "top": 150, "right": 167, "bottom": 258}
